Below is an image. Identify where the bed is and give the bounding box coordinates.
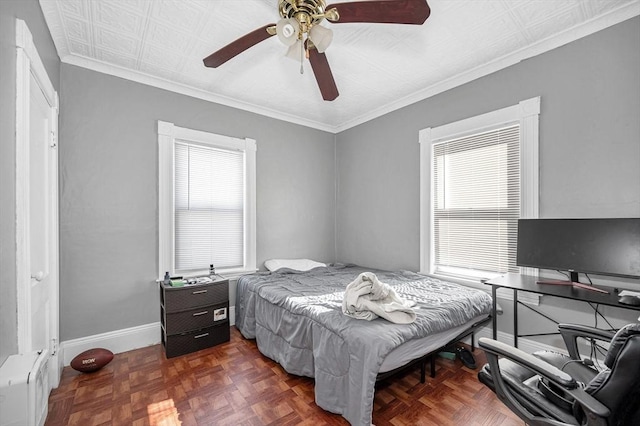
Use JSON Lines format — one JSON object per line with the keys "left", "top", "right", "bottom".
{"left": 235, "top": 263, "right": 493, "bottom": 426}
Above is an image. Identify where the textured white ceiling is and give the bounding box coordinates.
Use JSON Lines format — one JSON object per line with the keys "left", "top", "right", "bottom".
{"left": 39, "top": 0, "right": 640, "bottom": 132}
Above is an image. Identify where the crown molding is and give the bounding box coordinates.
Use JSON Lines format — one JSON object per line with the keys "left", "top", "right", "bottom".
{"left": 60, "top": 55, "right": 337, "bottom": 133}
{"left": 333, "top": 2, "right": 640, "bottom": 133}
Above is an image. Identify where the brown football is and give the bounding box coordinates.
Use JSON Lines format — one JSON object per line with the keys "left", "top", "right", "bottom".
{"left": 70, "top": 348, "right": 114, "bottom": 373}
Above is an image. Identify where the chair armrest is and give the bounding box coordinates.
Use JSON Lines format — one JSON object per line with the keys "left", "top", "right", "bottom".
{"left": 479, "top": 337, "right": 576, "bottom": 388}
{"left": 558, "top": 323, "right": 616, "bottom": 360}
{"left": 479, "top": 337, "right": 611, "bottom": 420}
{"left": 568, "top": 386, "right": 612, "bottom": 421}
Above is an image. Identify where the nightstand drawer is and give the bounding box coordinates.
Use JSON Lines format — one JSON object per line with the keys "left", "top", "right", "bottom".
{"left": 162, "top": 280, "right": 228, "bottom": 312}
{"left": 162, "top": 322, "right": 230, "bottom": 358}
{"left": 163, "top": 302, "right": 228, "bottom": 335}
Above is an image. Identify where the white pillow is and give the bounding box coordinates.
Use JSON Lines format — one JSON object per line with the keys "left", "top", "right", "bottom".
{"left": 264, "top": 258, "right": 326, "bottom": 272}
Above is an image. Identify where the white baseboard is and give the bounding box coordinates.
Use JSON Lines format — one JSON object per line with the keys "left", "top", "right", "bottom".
{"left": 229, "top": 305, "right": 236, "bottom": 327}
{"left": 61, "top": 306, "right": 237, "bottom": 366}
{"left": 61, "top": 322, "right": 161, "bottom": 366}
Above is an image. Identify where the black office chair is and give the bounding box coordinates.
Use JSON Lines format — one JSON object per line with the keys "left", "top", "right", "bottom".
{"left": 477, "top": 323, "right": 640, "bottom": 426}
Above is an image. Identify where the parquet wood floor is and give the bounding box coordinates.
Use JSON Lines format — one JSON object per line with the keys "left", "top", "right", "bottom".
{"left": 45, "top": 327, "right": 523, "bottom": 426}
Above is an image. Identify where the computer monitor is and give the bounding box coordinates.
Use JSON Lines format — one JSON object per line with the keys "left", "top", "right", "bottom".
{"left": 516, "top": 218, "right": 640, "bottom": 283}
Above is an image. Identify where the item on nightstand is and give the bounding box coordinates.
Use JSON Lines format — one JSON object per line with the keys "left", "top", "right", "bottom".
{"left": 170, "top": 279, "right": 185, "bottom": 287}
{"left": 163, "top": 272, "right": 171, "bottom": 286}
{"left": 209, "top": 264, "right": 216, "bottom": 279}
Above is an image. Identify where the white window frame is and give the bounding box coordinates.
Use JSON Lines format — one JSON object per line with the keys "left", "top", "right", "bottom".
{"left": 158, "top": 120, "right": 256, "bottom": 279}
{"left": 419, "top": 97, "right": 540, "bottom": 289}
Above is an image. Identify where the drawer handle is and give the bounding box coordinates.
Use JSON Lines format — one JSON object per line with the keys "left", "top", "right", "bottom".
{"left": 194, "top": 333, "right": 209, "bottom": 339}
{"left": 192, "top": 290, "right": 208, "bottom": 294}
{"left": 193, "top": 311, "right": 208, "bottom": 317}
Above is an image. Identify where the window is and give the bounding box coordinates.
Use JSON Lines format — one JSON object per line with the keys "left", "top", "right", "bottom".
{"left": 158, "top": 121, "right": 256, "bottom": 278}
{"left": 419, "top": 97, "right": 540, "bottom": 283}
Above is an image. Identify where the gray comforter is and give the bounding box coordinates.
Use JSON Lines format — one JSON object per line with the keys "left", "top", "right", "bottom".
{"left": 235, "top": 264, "right": 493, "bottom": 426}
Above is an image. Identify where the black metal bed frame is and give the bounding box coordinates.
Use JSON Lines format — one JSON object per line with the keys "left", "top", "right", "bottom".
{"left": 376, "top": 315, "right": 491, "bottom": 383}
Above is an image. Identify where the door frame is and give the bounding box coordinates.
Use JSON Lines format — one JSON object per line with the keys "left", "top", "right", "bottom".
{"left": 15, "top": 18, "right": 61, "bottom": 386}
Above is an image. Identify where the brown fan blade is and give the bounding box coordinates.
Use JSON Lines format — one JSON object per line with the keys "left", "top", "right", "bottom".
{"left": 326, "top": 0, "right": 430, "bottom": 25}
{"left": 203, "top": 24, "right": 276, "bottom": 68}
{"left": 307, "top": 47, "right": 339, "bottom": 101}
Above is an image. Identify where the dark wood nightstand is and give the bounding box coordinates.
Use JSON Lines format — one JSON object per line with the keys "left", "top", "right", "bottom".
{"left": 159, "top": 278, "right": 230, "bottom": 358}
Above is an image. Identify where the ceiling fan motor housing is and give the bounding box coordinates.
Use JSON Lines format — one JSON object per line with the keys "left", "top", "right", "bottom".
{"left": 279, "top": 0, "right": 329, "bottom": 32}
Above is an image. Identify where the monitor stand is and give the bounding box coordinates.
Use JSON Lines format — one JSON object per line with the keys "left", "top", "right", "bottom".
{"left": 537, "top": 272, "right": 609, "bottom": 294}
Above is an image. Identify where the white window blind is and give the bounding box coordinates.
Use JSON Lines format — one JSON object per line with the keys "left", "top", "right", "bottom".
{"left": 174, "top": 141, "right": 244, "bottom": 272}
{"left": 432, "top": 124, "right": 520, "bottom": 278}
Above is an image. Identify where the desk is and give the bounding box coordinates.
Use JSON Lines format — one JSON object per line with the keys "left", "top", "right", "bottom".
{"left": 485, "top": 273, "right": 640, "bottom": 347}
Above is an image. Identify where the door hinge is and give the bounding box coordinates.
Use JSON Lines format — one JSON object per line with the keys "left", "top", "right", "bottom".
{"left": 50, "top": 131, "right": 57, "bottom": 148}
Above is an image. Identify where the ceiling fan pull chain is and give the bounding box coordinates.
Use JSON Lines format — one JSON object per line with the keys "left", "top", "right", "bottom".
{"left": 300, "top": 38, "right": 304, "bottom": 74}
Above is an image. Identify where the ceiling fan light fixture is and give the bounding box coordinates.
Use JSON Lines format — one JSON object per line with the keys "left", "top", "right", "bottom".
{"left": 276, "top": 18, "right": 300, "bottom": 46}
{"left": 309, "top": 25, "right": 333, "bottom": 53}
{"left": 285, "top": 40, "right": 303, "bottom": 60}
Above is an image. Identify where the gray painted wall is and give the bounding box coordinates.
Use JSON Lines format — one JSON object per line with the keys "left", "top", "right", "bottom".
{"left": 59, "top": 65, "right": 336, "bottom": 341}
{"left": 2, "top": 2, "right": 638, "bottom": 356}
{"left": 0, "top": 0, "right": 60, "bottom": 365}
{"left": 335, "top": 17, "right": 640, "bottom": 342}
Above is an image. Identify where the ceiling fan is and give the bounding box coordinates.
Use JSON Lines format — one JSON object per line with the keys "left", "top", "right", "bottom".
{"left": 203, "top": 0, "right": 431, "bottom": 101}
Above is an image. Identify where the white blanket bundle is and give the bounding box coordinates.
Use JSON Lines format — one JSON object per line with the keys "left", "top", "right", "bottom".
{"left": 342, "top": 272, "right": 417, "bottom": 324}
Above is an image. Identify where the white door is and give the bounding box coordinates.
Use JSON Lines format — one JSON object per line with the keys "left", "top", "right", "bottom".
{"left": 16, "top": 19, "right": 61, "bottom": 393}
{"left": 28, "top": 74, "right": 57, "bottom": 356}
